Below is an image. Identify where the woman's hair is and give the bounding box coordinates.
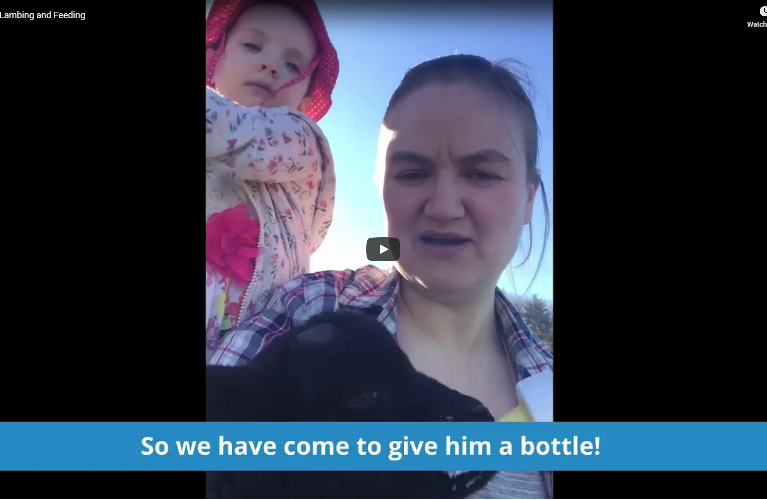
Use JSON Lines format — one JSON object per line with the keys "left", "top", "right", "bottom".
{"left": 384, "top": 54, "right": 551, "bottom": 288}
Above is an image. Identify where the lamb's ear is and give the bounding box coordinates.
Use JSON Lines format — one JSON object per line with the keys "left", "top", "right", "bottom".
{"left": 296, "top": 323, "right": 339, "bottom": 347}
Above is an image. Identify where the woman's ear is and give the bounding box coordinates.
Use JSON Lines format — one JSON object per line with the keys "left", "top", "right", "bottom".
{"left": 524, "top": 169, "right": 541, "bottom": 225}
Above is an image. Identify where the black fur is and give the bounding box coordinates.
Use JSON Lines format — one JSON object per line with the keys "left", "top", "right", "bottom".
{"left": 207, "top": 310, "right": 496, "bottom": 498}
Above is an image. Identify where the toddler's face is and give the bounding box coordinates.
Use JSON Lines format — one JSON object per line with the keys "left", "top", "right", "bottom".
{"left": 211, "top": 3, "right": 317, "bottom": 111}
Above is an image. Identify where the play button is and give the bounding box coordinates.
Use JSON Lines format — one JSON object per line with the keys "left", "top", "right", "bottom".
{"left": 366, "top": 237, "right": 400, "bottom": 262}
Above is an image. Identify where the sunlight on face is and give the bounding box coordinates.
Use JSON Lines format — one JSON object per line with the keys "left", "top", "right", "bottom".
{"left": 380, "top": 82, "right": 537, "bottom": 296}
{"left": 374, "top": 123, "right": 396, "bottom": 196}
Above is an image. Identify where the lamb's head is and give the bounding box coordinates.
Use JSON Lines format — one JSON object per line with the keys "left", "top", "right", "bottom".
{"left": 278, "top": 310, "right": 493, "bottom": 423}
{"left": 207, "top": 310, "right": 494, "bottom": 423}
{"left": 206, "top": 310, "right": 497, "bottom": 498}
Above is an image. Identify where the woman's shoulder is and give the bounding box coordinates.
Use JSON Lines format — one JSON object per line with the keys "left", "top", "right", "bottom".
{"left": 209, "top": 265, "right": 393, "bottom": 366}
{"left": 275, "top": 265, "right": 393, "bottom": 309}
{"left": 284, "top": 264, "right": 390, "bottom": 291}
{"left": 494, "top": 291, "right": 554, "bottom": 373}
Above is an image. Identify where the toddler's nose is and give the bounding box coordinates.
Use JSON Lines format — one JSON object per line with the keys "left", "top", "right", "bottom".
{"left": 259, "top": 60, "right": 279, "bottom": 78}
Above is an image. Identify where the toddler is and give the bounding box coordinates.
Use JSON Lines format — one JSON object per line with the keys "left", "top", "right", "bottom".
{"left": 205, "top": 0, "right": 338, "bottom": 359}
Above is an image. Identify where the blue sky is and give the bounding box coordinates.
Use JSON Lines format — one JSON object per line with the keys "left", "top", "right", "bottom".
{"left": 206, "top": 4, "right": 553, "bottom": 300}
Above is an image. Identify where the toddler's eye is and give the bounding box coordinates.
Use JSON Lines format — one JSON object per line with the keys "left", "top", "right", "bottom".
{"left": 243, "top": 43, "right": 261, "bottom": 52}
{"left": 286, "top": 62, "right": 300, "bottom": 74}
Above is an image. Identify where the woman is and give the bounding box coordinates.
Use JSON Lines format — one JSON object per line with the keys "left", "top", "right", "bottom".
{"left": 209, "top": 54, "right": 553, "bottom": 499}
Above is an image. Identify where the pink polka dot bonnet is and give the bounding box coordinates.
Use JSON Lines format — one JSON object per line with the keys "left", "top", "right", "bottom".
{"left": 206, "top": 0, "right": 339, "bottom": 122}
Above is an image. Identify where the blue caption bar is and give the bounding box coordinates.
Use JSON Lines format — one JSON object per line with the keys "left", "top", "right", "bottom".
{"left": 0, "top": 422, "right": 764, "bottom": 471}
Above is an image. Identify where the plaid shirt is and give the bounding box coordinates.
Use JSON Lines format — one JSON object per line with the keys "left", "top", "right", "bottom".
{"left": 209, "top": 264, "right": 553, "bottom": 375}
{"left": 209, "top": 264, "right": 554, "bottom": 498}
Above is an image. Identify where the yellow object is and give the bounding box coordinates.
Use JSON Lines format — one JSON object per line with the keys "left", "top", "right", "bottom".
{"left": 498, "top": 370, "right": 553, "bottom": 422}
{"left": 217, "top": 279, "right": 232, "bottom": 329}
{"left": 498, "top": 404, "right": 533, "bottom": 422}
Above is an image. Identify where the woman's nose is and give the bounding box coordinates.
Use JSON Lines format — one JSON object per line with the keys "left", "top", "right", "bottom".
{"left": 423, "top": 175, "right": 465, "bottom": 221}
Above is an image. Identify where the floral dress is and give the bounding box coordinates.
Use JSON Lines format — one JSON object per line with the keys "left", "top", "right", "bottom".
{"left": 205, "top": 86, "right": 336, "bottom": 360}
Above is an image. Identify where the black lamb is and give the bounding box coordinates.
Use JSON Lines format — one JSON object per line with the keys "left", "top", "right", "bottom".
{"left": 207, "top": 309, "right": 496, "bottom": 499}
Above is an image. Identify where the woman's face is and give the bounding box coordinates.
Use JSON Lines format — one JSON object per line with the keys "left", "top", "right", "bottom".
{"left": 381, "top": 81, "right": 538, "bottom": 296}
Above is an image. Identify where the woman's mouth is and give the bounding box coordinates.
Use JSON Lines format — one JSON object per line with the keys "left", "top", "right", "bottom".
{"left": 419, "top": 235, "right": 471, "bottom": 246}
{"left": 418, "top": 234, "right": 471, "bottom": 257}
{"left": 419, "top": 232, "right": 471, "bottom": 247}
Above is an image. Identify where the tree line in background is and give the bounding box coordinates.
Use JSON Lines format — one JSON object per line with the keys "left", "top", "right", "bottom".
{"left": 506, "top": 293, "right": 553, "bottom": 351}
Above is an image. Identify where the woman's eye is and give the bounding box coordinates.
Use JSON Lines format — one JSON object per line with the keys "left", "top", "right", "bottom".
{"left": 467, "top": 171, "right": 502, "bottom": 181}
{"left": 396, "top": 170, "right": 428, "bottom": 180}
